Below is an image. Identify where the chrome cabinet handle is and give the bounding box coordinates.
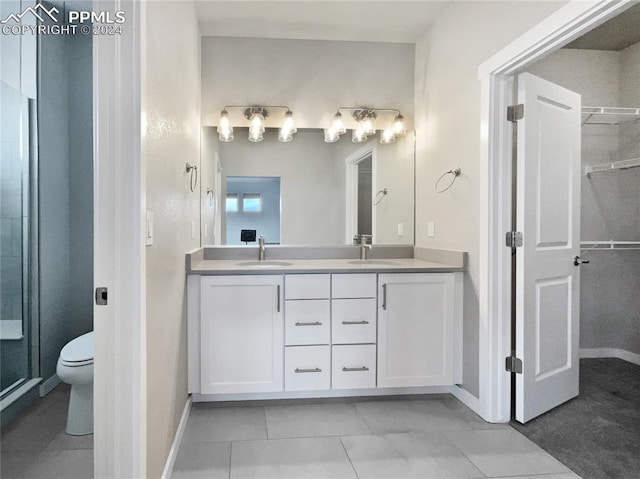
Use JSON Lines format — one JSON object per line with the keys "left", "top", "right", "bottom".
{"left": 295, "top": 321, "right": 322, "bottom": 326}
{"left": 295, "top": 368, "right": 321, "bottom": 373}
{"left": 382, "top": 284, "right": 387, "bottom": 310}
{"left": 277, "top": 285, "right": 281, "bottom": 312}
{"left": 342, "top": 320, "right": 369, "bottom": 325}
{"left": 342, "top": 366, "right": 370, "bottom": 372}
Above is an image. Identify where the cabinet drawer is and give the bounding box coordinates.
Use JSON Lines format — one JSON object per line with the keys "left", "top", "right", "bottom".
{"left": 332, "top": 345, "right": 376, "bottom": 389}
{"left": 285, "top": 274, "right": 330, "bottom": 300}
{"left": 332, "top": 274, "right": 377, "bottom": 298}
{"left": 285, "top": 346, "right": 330, "bottom": 391}
{"left": 285, "top": 300, "right": 330, "bottom": 345}
{"left": 332, "top": 299, "right": 376, "bottom": 344}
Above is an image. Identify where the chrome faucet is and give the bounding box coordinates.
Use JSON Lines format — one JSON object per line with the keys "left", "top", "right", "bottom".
{"left": 359, "top": 235, "right": 372, "bottom": 260}
{"left": 258, "top": 235, "right": 266, "bottom": 261}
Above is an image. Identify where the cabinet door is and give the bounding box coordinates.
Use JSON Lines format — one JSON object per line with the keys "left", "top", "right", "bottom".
{"left": 378, "top": 273, "right": 454, "bottom": 387}
{"left": 200, "top": 275, "right": 283, "bottom": 394}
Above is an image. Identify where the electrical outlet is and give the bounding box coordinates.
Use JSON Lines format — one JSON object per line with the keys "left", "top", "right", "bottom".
{"left": 427, "top": 221, "right": 435, "bottom": 238}
{"left": 397, "top": 223, "right": 404, "bottom": 237}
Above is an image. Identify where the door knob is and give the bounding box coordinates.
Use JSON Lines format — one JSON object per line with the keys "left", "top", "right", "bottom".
{"left": 574, "top": 256, "right": 590, "bottom": 266}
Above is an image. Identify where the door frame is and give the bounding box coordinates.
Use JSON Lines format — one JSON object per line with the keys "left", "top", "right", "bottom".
{"left": 345, "top": 142, "right": 377, "bottom": 244}
{"left": 93, "top": 0, "right": 146, "bottom": 477}
{"left": 477, "top": 0, "right": 634, "bottom": 423}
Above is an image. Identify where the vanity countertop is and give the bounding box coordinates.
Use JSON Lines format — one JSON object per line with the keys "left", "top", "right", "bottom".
{"left": 188, "top": 257, "right": 464, "bottom": 275}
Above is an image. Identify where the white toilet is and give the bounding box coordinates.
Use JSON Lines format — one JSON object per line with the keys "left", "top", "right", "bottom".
{"left": 56, "top": 331, "right": 94, "bottom": 436}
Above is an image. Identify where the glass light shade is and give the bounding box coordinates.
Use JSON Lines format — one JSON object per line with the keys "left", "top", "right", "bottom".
{"left": 380, "top": 129, "right": 396, "bottom": 144}
{"left": 219, "top": 130, "right": 234, "bottom": 142}
{"left": 352, "top": 127, "right": 368, "bottom": 143}
{"left": 248, "top": 113, "right": 265, "bottom": 142}
{"left": 282, "top": 111, "right": 297, "bottom": 134}
{"left": 278, "top": 111, "right": 296, "bottom": 142}
{"left": 278, "top": 130, "right": 294, "bottom": 142}
{"left": 324, "top": 128, "right": 340, "bottom": 143}
{"left": 361, "top": 114, "right": 375, "bottom": 135}
{"left": 217, "top": 110, "right": 234, "bottom": 142}
{"left": 332, "top": 112, "right": 346, "bottom": 135}
{"left": 393, "top": 114, "right": 406, "bottom": 136}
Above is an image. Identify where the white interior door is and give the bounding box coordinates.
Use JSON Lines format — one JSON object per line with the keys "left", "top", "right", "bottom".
{"left": 515, "top": 73, "right": 581, "bottom": 423}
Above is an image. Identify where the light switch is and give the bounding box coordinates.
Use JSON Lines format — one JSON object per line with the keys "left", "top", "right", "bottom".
{"left": 204, "top": 223, "right": 208, "bottom": 238}
{"left": 397, "top": 223, "right": 404, "bottom": 237}
{"left": 191, "top": 220, "right": 196, "bottom": 240}
{"left": 146, "top": 212, "right": 154, "bottom": 246}
{"left": 427, "top": 221, "right": 435, "bottom": 238}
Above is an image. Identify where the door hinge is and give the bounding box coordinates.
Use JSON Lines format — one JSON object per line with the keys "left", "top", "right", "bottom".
{"left": 507, "top": 104, "right": 524, "bottom": 122}
{"left": 505, "top": 356, "right": 523, "bottom": 374}
{"left": 95, "top": 287, "right": 108, "bottom": 306}
{"left": 505, "top": 231, "right": 523, "bottom": 248}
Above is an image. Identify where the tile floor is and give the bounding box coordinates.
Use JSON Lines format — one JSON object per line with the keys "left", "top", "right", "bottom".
{"left": 171, "top": 395, "right": 582, "bottom": 479}
{"left": 0, "top": 384, "right": 94, "bottom": 479}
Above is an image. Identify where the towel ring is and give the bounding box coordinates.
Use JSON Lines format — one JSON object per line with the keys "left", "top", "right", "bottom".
{"left": 435, "top": 168, "right": 461, "bottom": 193}
{"left": 186, "top": 163, "right": 198, "bottom": 192}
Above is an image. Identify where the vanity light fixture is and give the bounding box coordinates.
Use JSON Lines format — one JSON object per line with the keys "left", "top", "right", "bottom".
{"left": 216, "top": 105, "right": 297, "bottom": 143}
{"left": 217, "top": 109, "right": 234, "bottom": 142}
{"left": 326, "top": 107, "right": 407, "bottom": 144}
{"left": 331, "top": 111, "right": 347, "bottom": 135}
{"left": 278, "top": 110, "right": 297, "bottom": 143}
{"left": 324, "top": 127, "right": 340, "bottom": 143}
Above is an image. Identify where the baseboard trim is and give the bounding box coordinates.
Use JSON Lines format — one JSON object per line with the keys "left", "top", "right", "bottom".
{"left": 451, "top": 385, "right": 483, "bottom": 417}
{"left": 580, "top": 348, "right": 640, "bottom": 366}
{"left": 161, "top": 396, "right": 192, "bottom": 479}
{"left": 39, "top": 374, "right": 61, "bottom": 396}
{"left": 192, "top": 385, "right": 453, "bottom": 402}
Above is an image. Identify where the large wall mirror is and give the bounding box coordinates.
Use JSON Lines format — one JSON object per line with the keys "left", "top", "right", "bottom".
{"left": 200, "top": 127, "right": 415, "bottom": 246}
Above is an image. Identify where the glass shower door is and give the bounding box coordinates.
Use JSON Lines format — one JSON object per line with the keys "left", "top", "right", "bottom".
{"left": 0, "top": 81, "right": 33, "bottom": 396}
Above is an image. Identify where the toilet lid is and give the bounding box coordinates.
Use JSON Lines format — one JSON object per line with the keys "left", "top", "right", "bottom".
{"left": 60, "top": 331, "right": 94, "bottom": 363}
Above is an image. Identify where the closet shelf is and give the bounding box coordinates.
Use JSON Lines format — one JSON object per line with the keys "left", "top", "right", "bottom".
{"left": 585, "top": 157, "right": 640, "bottom": 177}
{"left": 581, "top": 241, "right": 640, "bottom": 251}
{"left": 582, "top": 106, "right": 640, "bottom": 125}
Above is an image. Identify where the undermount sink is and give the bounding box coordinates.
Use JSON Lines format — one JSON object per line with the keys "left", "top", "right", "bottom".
{"left": 348, "top": 260, "right": 401, "bottom": 266}
{"left": 235, "top": 261, "right": 293, "bottom": 268}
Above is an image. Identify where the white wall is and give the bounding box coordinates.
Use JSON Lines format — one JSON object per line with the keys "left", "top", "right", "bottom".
{"left": 144, "top": 1, "right": 201, "bottom": 476}
{"left": 67, "top": 32, "right": 94, "bottom": 345}
{"left": 201, "top": 37, "right": 415, "bottom": 129}
{"left": 414, "top": 1, "right": 568, "bottom": 397}
{"left": 38, "top": 27, "right": 93, "bottom": 383}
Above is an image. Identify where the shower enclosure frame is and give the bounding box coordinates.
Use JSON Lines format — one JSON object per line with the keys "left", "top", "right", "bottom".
{"left": 0, "top": 91, "right": 41, "bottom": 418}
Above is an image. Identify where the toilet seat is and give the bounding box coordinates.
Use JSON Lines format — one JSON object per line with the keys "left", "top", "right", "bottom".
{"left": 60, "top": 331, "right": 94, "bottom": 367}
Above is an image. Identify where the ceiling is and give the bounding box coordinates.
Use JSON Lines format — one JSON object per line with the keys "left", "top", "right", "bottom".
{"left": 565, "top": 2, "right": 640, "bottom": 51}
{"left": 195, "top": 1, "right": 449, "bottom": 43}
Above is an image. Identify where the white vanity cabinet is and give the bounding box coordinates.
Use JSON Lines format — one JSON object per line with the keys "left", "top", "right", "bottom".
{"left": 199, "top": 275, "right": 283, "bottom": 394}
{"left": 284, "top": 274, "right": 331, "bottom": 391}
{"left": 377, "top": 273, "right": 458, "bottom": 388}
{"left": 331, "top": 274, "right": 377, "bottom": 389}
{"left": 188, "top": 268, "right": 462, "bottom": 400}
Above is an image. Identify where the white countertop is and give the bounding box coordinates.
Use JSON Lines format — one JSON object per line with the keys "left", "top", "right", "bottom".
{"left": 188, "top": 257, "right": 464, "bottom": 275}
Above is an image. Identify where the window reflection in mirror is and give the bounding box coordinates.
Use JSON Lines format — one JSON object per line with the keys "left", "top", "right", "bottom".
{"left": 225, "top": 177, "right": 281, "bottom": 246}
